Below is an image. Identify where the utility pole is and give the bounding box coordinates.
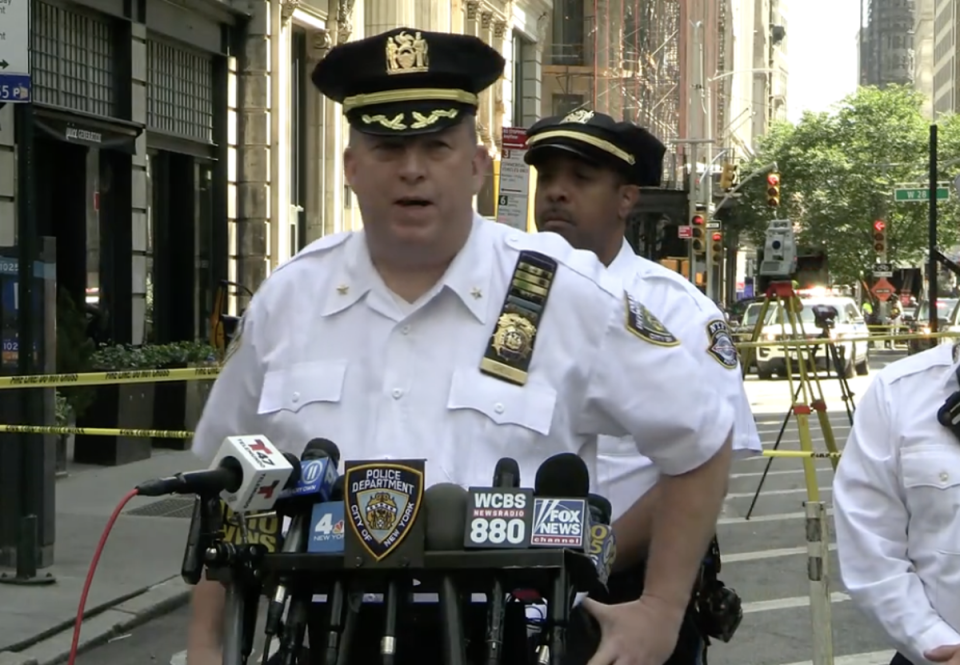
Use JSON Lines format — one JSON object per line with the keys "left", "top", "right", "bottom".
{"left": 701, "top": 18, "right": 716, "bottom": 303}
{"left": 683, "top": 19, "right": 710, "bottom": 288}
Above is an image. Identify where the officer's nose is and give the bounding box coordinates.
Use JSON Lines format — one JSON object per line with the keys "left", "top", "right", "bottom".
{"left": 397, "top": 146, "right": 428, "bottom": 183}
{"left": 542, "top": 177, "right": 570, "bottom": 203}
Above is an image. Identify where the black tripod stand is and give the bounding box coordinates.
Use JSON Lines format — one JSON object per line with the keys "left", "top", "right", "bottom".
{"left": 745, "top": 321, "right": 856, "bottom": 520}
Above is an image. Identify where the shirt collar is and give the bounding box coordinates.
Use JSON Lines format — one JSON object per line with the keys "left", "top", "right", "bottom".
{"left": 606, "top": 238, "right": 638, "bottom": 280}
{"left": 321, "top": 214, "right": 493, "bottom": 323}
{"left": 943, "top": 342, "right": 960, "bottom": 388}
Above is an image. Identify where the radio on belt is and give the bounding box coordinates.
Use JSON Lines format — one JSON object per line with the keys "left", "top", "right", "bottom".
{"left": 464, "top": 487, "right": 534, "bottom": 549}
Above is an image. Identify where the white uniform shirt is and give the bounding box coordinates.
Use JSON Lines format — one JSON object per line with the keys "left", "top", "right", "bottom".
{"left": 596, "top": 241, "right": 762, "bottom": 520}
{"left": 193, "top": 217, "right": 735, "bottom": 489}
{"left": 834, "top": 343, "right": 960, "bottom": 665}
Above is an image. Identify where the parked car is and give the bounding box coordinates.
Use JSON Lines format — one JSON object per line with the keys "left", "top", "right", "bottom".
{"left": 907, "top": 298, "right": 959, "bottom": 355}
{"left": 754, "top": 296, "right": 870, "bottom": 380}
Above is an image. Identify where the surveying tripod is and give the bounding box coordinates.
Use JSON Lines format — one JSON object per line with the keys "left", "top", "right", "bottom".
{"left": 739, "top": 282, "right": 850, "bottom": 519}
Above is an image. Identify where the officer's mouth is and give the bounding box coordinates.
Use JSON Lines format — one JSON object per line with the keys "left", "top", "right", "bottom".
{"left": 541, "top": 218, "right": 575, "bottom": 232}
{"left": 394, "top": 196, "right": 434, "bottom": 211}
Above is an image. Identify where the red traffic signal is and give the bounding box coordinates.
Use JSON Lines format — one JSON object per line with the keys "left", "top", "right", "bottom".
{"left": 711, "top": 232, "right": 722, "bottom": 241}
{"left": 766, "top": 172, "right": 781, "bottom": 207}
{"left": 692, "top": 215, "right": 705, "bottom": 225}
{"left": 874, "top": 220, "right": 886, "bottom": 232}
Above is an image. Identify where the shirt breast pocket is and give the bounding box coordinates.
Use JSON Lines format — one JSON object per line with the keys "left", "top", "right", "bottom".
{"left": 901, "top": 446, "right": 960, "bottom": 554}
{"left": 444, "top": 368, "right": 558, "bottom": 480}
{"left": 258, "top": 360, "right": 348, "bottom": 444}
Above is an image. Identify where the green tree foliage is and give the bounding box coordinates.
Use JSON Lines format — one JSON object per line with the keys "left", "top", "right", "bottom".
{"left": 734, "top": 85, "right": 960, "bottom": 284}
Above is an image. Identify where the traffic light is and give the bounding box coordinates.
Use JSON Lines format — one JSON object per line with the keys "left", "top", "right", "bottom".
{"left": 766, "top": 172, "right": 781, "bottom": 207}
{"left": 711, "top": 231, "right": 723, "bottom": 259}
{"left": 873, "top": 219, "right": 886, "bottom": 254}
{"left": 691, "top": 213, "right": 706, "bottom": 255}
{"left": 719, "top": 163, "right": 738, "bottom": 191}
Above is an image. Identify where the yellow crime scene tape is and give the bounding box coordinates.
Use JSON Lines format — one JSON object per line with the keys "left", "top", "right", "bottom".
{"left": 762, "top": 449, "right": 841, "bottom": 459}
{"left": 0, "top": 366, "right": 221, "bottom": 390}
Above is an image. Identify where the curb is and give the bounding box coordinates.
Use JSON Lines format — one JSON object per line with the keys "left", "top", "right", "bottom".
{"left": 0, "top": 576, "right": 191, "bottom": 665}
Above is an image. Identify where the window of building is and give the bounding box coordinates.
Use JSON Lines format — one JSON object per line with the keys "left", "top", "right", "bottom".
{"left": 552, "top": 93, "right": 584, "bottom": 116}
{"left": 551, "top": 0, "right": 585, "bottom": 65}
{"left": 513, "top": 31, "right": 527, "bottom": 126}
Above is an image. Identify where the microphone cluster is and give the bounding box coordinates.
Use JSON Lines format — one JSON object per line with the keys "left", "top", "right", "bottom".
{"left": 138, "top": 437, "right": 616, "bottom": 665}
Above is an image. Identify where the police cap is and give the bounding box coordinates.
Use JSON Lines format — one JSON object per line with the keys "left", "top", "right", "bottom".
{"left": 311, "top": 28, "right": 505, "bottom": 137}
{"left": 524, "top": 110, "right": 666, "bottom": 186}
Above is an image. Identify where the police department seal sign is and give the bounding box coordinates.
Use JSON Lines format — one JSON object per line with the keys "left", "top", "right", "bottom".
{"left": 706, "top": 319, "right": 739, "bottom": 369}
{"left": 624, "top": 293, "right": 679, "bottom": 346}
{"left": 345, "top": 462, "right": 424, "bottom": 562}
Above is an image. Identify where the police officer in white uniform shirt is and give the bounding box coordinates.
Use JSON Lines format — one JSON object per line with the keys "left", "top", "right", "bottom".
{"left": 524, "top": 110, "right": 761, "bottom": 665}
{"left": 834, "top": 342, "right": 960, "bottom": 665}
{"left": 186, "top": 29, "right": 735, "bottom": 665}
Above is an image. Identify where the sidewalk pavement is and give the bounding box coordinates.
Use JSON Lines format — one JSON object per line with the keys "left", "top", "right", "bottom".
{"left": 0, "top": 447, "right": 202, "bottom": 665}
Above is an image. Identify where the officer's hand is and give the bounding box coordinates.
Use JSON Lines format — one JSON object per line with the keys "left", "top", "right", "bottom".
{"left": 925, "top": 645, "right": 960, "bottom": 664}
{"left": 582, "top": 595, "right": 684, "bottom": 665}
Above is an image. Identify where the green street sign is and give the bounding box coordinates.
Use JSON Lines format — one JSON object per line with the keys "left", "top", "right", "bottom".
{"left": 893, "top": 187, "right": 950, "bottom": 202}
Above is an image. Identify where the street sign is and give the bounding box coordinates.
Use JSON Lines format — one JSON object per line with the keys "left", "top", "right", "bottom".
{"left": 677, "top": 225, "right": 692, "bottom": 239}
{"left": 871, "top": 277, "right": 895, "bottom": 301}
{"left": 0, "top": 0, "right": 31, "bottom": 104}
{"left": 873, "top": 262, "right": 893, "bottom": 278}
{"left": 706, "top": 221, "right": 720, "bottom": 230}
{"left": 893, "top": 187, "right": 949, "bottom": 202}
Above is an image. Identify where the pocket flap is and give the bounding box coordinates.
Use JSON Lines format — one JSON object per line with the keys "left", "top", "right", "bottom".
{"left": 901, "top": 447, "right": 960, "bottom": 490}
{"left": 447, "top": 368, "right": 557, "bottom": 435}
{"left": 258, "top": 360, "right": 347, "bottom": 415}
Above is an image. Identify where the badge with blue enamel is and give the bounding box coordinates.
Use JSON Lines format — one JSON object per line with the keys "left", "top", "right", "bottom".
{"left": 706, "top": 319, "right": 739, "bottom": 369}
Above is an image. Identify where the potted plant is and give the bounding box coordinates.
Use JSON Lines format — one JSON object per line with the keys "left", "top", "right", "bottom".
{"left": 149, "top": 340, "right": 218, "bottom": 451}
{"left": 54, "top": 390, "right": 72, "bottom": 477}
{"left": 55, "top": 288, "right": 96, "bottom": 471}
{"left": 74, "top": 343, "right": 158, "bottom": 466}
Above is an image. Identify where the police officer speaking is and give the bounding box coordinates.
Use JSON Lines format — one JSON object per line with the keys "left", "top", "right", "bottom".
{"left": 186, "top": 29, "right": 735, "bottom": 665}
{"left": 525, "top": 110, "right": 762, "bottom": 664}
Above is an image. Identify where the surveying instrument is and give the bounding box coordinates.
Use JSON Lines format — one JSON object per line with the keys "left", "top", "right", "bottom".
{"left": 739, "top": 221, "right": 848, "bottom": 519}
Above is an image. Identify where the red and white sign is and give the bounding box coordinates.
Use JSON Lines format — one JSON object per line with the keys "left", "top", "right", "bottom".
{"left": 677, "top": 225, "right": 693, "bottom": 239}
{"left": 497, "top": 127, "right": 530, "bottom": 232}
{"left": 871, "top": 277, "right": 895, "bottom": 301}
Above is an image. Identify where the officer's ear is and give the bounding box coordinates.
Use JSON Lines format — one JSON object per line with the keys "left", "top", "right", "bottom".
{"left": 617, "top": 182, "right": 640, "bottom": 221}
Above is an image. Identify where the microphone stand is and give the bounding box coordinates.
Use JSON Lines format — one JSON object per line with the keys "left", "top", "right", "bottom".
{"left": 539, "top": 570, "right": 570, "bottom": 665}
{"left": 222, "top": 572, "right": 247, "bottom": 665}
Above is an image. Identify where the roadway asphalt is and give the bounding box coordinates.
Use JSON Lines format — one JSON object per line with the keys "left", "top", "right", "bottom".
{"left": 74, "top": 350, "right": 907, "bottom": 665}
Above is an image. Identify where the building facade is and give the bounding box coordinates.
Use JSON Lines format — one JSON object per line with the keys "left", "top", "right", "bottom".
{"left": 860, "top": 0, "right": 915, "bottom": 88}
{"left": 0, "top": 0, "right": 550, "bottom": 352}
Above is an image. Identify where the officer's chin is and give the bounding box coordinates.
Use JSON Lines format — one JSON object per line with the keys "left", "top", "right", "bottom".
{"left": 540, "top": 219, "right": 576, "bottom": 236}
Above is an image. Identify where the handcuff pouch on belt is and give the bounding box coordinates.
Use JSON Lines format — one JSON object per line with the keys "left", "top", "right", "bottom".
{"left": 695, "top": 535, "right": 743, "bottom": 644}
{"left": 480, "top": 251, "right": 558, "bottom": 386}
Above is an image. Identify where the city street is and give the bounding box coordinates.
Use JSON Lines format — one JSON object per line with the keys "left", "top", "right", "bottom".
{"left": 72, "top": 351, "right": 905, "bottom": 665}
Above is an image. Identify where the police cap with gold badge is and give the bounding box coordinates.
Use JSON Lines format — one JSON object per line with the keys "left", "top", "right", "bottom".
{"left": 523, "top": 109, "right": 667, "bottom": 186}
{"left": 311, "top": 28, "right": 505, "bottom": 136}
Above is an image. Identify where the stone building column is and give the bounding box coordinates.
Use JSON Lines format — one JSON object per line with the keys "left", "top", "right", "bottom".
{"left": 464, "top": 1, "right": 480, "bottom": 37}
{"left": 415, "top": 0, "right": 451, "bottom": 32}
{"left": 492, "top": 18, "right": 509, "bottom": 145}
{"left": 129, "top": 22, "right": 149, "bottom": 343}
{"left": 478, "top": 9, "right": 495, "bottom": 148}
{"left": 237, "top": 1, "right": 271, "bottom": 294}
{"left": 365, "top": 0, "right": 415, "bottom": 35}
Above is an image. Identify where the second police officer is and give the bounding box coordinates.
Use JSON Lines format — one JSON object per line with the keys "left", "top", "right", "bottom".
{"left": 525, "top": 110, "right": 762, "bottom": 664}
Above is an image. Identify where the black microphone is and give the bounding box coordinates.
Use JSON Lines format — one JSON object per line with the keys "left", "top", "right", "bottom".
{"left": 586, "top": 493, "right": 612, "bottom": 527}
{"left": 137, "top": 450, "right": 302, "bottom": 498}
{"left": 271, "top": 440, "right": 342, "bottom": 665}
{"left": 323, "top": 476, "right": 349, "bottom": 665}
{"left": 425, "top": 483, "right": 470, "bottom": 665}
{"left": 485, "top": 458, "right": 520, "bottom": 665}
{"left": 585, "top": 494, "right": 616, "bottom": 589}
{"left": 533, "top": 454, "right": 591, "bottom": 665}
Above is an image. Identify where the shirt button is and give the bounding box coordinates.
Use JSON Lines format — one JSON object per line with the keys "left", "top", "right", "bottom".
{"left": 494, "top": 402, "right": 505, "bottom": 414}
{"left": 392, "top": 388, "right": 403, "bottom": 399}
{"left": 941, "top": 471, "right": 950, "bottom": 483}
{"left": 401, "top": 325, "right": 411, "bottom": 335}
{"left": 292, "top": 392, "right": 300, "bottom": 403}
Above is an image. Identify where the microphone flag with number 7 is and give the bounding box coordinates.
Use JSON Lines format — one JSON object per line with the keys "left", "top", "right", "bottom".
{"left": 463, "top": 487, "right": 534, "bottom": 548}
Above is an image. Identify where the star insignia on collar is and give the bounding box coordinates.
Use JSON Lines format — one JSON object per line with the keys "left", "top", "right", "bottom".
{"left": 337, "top": 284, "right": 349, "bottom": 295}
{"left": 471, "top": 287, "right": 483, "bottom": 299}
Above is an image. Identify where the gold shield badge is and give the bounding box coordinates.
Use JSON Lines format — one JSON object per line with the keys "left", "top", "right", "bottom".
{"left": 385, "top": 31, "right": 429, "bottom": 75}
{"left": 491, "top": 313, "right": 537, "bottom": 363}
